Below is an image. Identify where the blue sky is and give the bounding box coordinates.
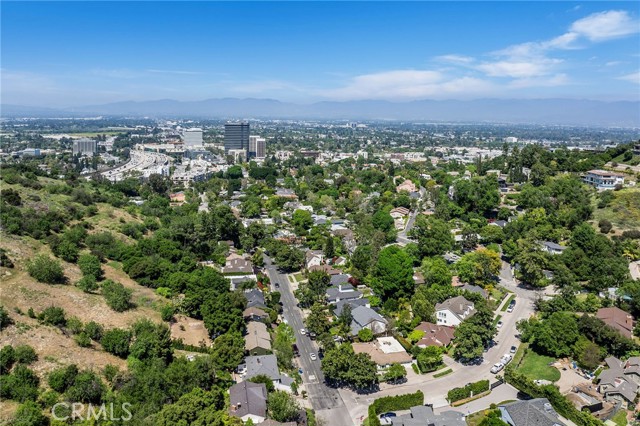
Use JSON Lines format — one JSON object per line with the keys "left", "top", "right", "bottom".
{"left": 2, "top": 1, "right": 639, "bottom": 107}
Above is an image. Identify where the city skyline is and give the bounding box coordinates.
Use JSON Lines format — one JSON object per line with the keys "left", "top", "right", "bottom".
{"left": 1, "top": 1, "right": 639, "bottom": 108}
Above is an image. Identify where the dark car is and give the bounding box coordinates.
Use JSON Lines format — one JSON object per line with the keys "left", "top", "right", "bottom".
{"left": 379, "top": 413, "right": 397, "bottom": 419}
{"left": 274, "top": 282, "right": 280, "bottom": 288}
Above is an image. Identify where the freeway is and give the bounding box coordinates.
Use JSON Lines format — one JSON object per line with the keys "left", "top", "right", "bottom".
{"left": 338, "top": 260, "right": 538, "bottom": 424}
{"left": 264, "top": 256, "right": 354, "bottom": 426}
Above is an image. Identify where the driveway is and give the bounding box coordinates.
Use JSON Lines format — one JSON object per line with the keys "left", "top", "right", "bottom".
{"left": 264, "top": 256, "right": 353, "bottom": 426}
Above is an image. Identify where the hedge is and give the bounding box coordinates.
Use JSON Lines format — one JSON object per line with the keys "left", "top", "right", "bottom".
{"left": 504, "top": 367, "right": 602, "bottom": 426}
{"left": 368, "top": 391, "right": 424, "bottom": 426}
{"left": 447, "top": 380, "right": 490, "bottom": 403}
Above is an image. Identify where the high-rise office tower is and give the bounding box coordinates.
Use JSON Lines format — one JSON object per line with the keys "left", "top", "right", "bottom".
{"left": 73, "top": 138, "right": 97, "bottom": 156}
{"left": 183, "top": 128, "right": 203, "bottom": 147}
{"left": 224, "top": 122, "right": 250, "bottom": 154}
{"left": 248, "top": 136, "right": 266, "bottom": 159}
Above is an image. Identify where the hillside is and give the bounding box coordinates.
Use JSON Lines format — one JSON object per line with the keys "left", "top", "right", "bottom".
{"left": 593, "top": 187, "right": 640, "bottom": 233}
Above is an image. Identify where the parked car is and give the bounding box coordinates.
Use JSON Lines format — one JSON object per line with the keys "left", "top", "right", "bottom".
{"left": 510, "top": 346, "right": 517, "bottom": 354}
{"left": 300, "top": 328, "right": 307, "bottom": 335}
{"left": 501, "top": 354, "right": 512, "bottom": 365}
{"left": 310, "top": 353, "right": 317, "bottom": 361}
{"left": 490, "top": 362, "right": 504, "bottom": 374}
{"left": 379, "top": 413, "right": 397, "bottom": 419}
{"left": 497, "top": 320, "right": 503, "bottom": 328}
{"left": 507, "top": 305, "right": 514, "bottom": 313}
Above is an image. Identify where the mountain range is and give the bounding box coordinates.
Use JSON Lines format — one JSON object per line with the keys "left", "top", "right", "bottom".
{"left": 2, "top": 98, "right": 639, "bottom": 127}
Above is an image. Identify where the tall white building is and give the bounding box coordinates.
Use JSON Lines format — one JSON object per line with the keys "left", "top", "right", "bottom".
{"left": 249, "top": 136, "right": 266, "bottom": 159}
{"left": 183, "top": 128, "right": 203, "bottom": 147}
{"left": 73, "top": 138, "right": 97, "bottom": 156}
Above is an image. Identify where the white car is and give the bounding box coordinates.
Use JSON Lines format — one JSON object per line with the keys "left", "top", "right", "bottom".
{"left": 496, "top": 321, "right": 503, "bottom": 328}
{"left": 490, "top": 362, "right": 504, "bottom": 374}
{"left": 507, "top": 305, "right": 514, "bottom": 313}
{"left": 501, "top": 354, "right": 512, "bottom": 365}
{"left": 300, "top": 328, "right": 307, "bottom": 335}
{"left": 310, "top": 353, "right": 317, "bottom": 361}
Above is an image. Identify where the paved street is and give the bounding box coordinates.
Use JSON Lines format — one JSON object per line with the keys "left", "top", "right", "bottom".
{"left": 262, "top": 254, "right": 537, "bottom": 426}
{"left": 337, "top": 260, "right": 538, "bottom": 425}
{"left": 264, "top": 256, "right": 353, "bottom": 426}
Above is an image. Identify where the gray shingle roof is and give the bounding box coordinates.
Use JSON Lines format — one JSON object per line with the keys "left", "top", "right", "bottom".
{"left": 500, "top": 398, "right": 565, "bottom": 426}
{"left": 391, "top": 405, "right": 465, "bottom": 426}
{"left": 229, "top": 381, "right": 267, "bottom": 419}
{"left": 350, "top": 306, "right": 387, "bottom": 334}
{"left": 435, "top": 296, "right": 475, "bottom": 320}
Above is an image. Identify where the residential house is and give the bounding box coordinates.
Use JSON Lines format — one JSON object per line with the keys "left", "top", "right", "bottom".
{"left": 414, "top": 322, "right": 455, "bottom": 348}
{"left": 596, "top": 307, "right": 635, "bottom": 339}
{"left": 597, "top": 356, "right": 640, "bottom": 407}
{"left": 244, "top": 289, "right": 267, "bottom": 310}
{"left": 238, "top": 354, "right": 294, "bottom": 392}
{"left": 460, "top": 284, "right": 488, "bottom": 299}
{"left": 583, "top": 170, "right": 625, "bottom": 190}
{"left": 275, "top": 188, "right": 298, "bottom": 199}
{"left": 330, "top": 274, "right": 350, "bottom": 286}
{"left": 243, "top": 307, "right": 269, "bottom": 323}
{"left": 352, "top": 337, "right": 413, "bottom": 369}
{"left": 326, "top": 283, "right": 363, "bottom": 304}
{"left": 222, "top": 253, "right": 257, "bottom": 290}
{"left": 334, "top": 298, "right": 369, "bottom": 317}
{"left": 245, "top": 321, "right": 272, "bottom": 356}
{"left": 390, "top": 206, "right": 410, "bottom": 219}
{"left": 396, "top": 179, "right": 417, "bottom": 193}
{"left": 540, "top": 241, "right": 567, "bottom": 255}
{"left": 257, "top": 420, "right": 297, "bottom": 426}
{"left": 169, "top": 191, "right": 186, "bottom": 204}
{"left": 229, "top": 381, "right": 267, "bottom": 424}
{"left": 499, "top": 398, "right": 566, "bottom": 426}
{"left": 435, "top": 296, "right": 476, "bottom": 327}
{"left": 391, "top": 405, "right": 465, "bottom": 426}
{"left": 350, "top": 305, "right": 388, "bottom": 336}
{"left": 308, "top": 264, "right": 341, "bottom": 275}
{"left": 305, "top": 250, "right": 325, "bottom": 270}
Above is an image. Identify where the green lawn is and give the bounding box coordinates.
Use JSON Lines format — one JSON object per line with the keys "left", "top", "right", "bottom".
{"left": 611, "top": 409, "right": 628, "bottom": 426}
{"left": 501, "top": 295, "right": 516, "bottom": 312}
{"left": 517, "top": 351, "right": 560, "bottom": 382}
{"left": 293, "top": 272, "right": 305, "bottom": 282}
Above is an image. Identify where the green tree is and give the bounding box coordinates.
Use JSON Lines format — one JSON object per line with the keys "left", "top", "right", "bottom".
{"left": 412, "top": 217, "right": 454, "bottom": 257}
{"left": 41, "top": 306, "right": 66, "bottom": 326}
{"left": 210, "top": 332, "right": 245, "bottom": 371}
{"left": 292, "top": 209, "right": 313, "bottom": 234}
{"left": 0, "top": 345, "right": 15, "bottom": 374}
{"left": 76, "top": 275, "right": 98, "bottom": 293}
{"left": 421, "top": 257, "right": 452, "bottom": 287}
{"left": 358, "top": 328, "right": 374, "bottom": 342}
{"left": 47, "top": 364, "right": 78, "bottom": 393}
{"left": 26, "top": 255, "right": 65, "bottom": 284}
{"left": 12, "top": 401, "right": 49, "bottom": 426}
{"left": 155, "top": 387, "right": 225, "bottom": 426}
{"left": 456, "top": 248, "right": 501, "bottom": 287}
{"left": 65, "top": 370, "right": 105, "bottom": 403}
{"left": 14, "top": 345, "right": 37, "bottom": 365}
{"left": 101, "top": 280, "right": 133, "bottom": 312}
{"left": 77, "top": 253, "right": 103, "bottom": 280}
{"left": 248, "top": 374, "right": 275, "bottom": 393}
{"left": 306, "top": 304, "right": 331, "bottom": 336}
{"left": 100, "top": 328, "right": 131, "bottom": 358}
{"left": 383, "top": 363, "right": 406, "bottom": 383}
{"left": 268, "top": 391, "right": 300, "bottom": 423}
{"left": 371, "top": 246, "right": 414, "bottom": 300}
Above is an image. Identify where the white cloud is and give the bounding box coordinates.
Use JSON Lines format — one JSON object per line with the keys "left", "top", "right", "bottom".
{"left": 321, "top": 70, "right": 494, "bottom": 100}
{"left": 618, "top": 71, "right": 640, "bottom": 84}
{"left": 508, "top": 74, "right": 570, "bottom": 89}
{"left": 476, "top": 58, "right": 562, "bottom": 78}
{"left": 146, "top": 69, "right": 203, "bottom": 75}
{"left": 570, "top": 10, "right": 640, "bottom": 41}
{"left": 435, "top": 54, "right": 474, "bottom": 64}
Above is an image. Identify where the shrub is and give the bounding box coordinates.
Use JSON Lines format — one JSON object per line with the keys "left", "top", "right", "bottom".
{"left": 103, "top": 364, "right": 119, "bottom": 382}
{"left": 26, "top": 255, "right": 65, "bottom": 284}
{"left": 14, "top": 345, "right": 37, "bottom": 365}
{"left": 598, "top": 219, "right": 612, "bottom": 234}
{"left": 76, "top": 275, "right": 98, "bottom": 293}
{"left": 0, "top": 305, "right": 12, "bottom": 329}
{"left": 358, "top": 328, "right": 374, "bottom": 342}
{"left": 101, "top": 280, "right": 133, "bottom": 312}
{"left": 160, "top": 304, "right": 175, "bottom": 322}
{"left": 48, "top": 364, "right": 78, "bottom": 393}
{"left": 41, "top": 306, "right": 66, "bottom": 327}
{"left": 65, "top": 371, "right": 105, "bottom": 403}
{"left": 84, "top": 321, "right": 104, "bottom": 341}
{"left": 100, "top": 328, "right": 131, "bottom": 358}
{"left": 12, "top": 401, "right": 49, "bottom": 426}
{"left": 447, "top": 380, "right": 490, "bottom": 403}
{"left": 1, "top": 365, "right": 40, "bottom": 402}
{"left": 77, "top": 254, "right": 102, "bottom": 280}
{"left": 66, "top": 317, "right": 84, "bottom": 334}
{"left": 0, "top": 345, "right": 16, "bottom": 373}
{"left": 74, "top": 333, "right": 92, "bottom": 348}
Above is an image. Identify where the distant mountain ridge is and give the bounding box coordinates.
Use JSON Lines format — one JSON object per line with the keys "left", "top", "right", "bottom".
{"left": 2, "top": 98, "right": 639, "bottom": 127}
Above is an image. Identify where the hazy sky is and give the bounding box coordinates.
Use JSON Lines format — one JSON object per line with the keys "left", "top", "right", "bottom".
{"left": 2, "top": 1, "right": 639, "bottom": 107}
